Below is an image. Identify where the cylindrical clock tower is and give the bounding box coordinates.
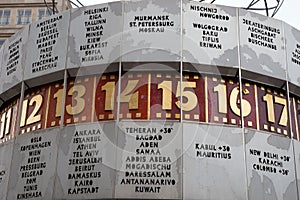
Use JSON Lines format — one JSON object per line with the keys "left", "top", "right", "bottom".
{"left": 0, "top": 0, "right": 299, "bottom": 199}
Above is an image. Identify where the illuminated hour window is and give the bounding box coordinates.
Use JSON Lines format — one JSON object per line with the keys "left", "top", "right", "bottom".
{"left": 0, "top": 10, "right": 10, "bottom": 24}
{"left": 17, "top": 9, "right": 32, "bottom": 24}
{"left": 38, "top": 9, "right": 52, "bottom": 20}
